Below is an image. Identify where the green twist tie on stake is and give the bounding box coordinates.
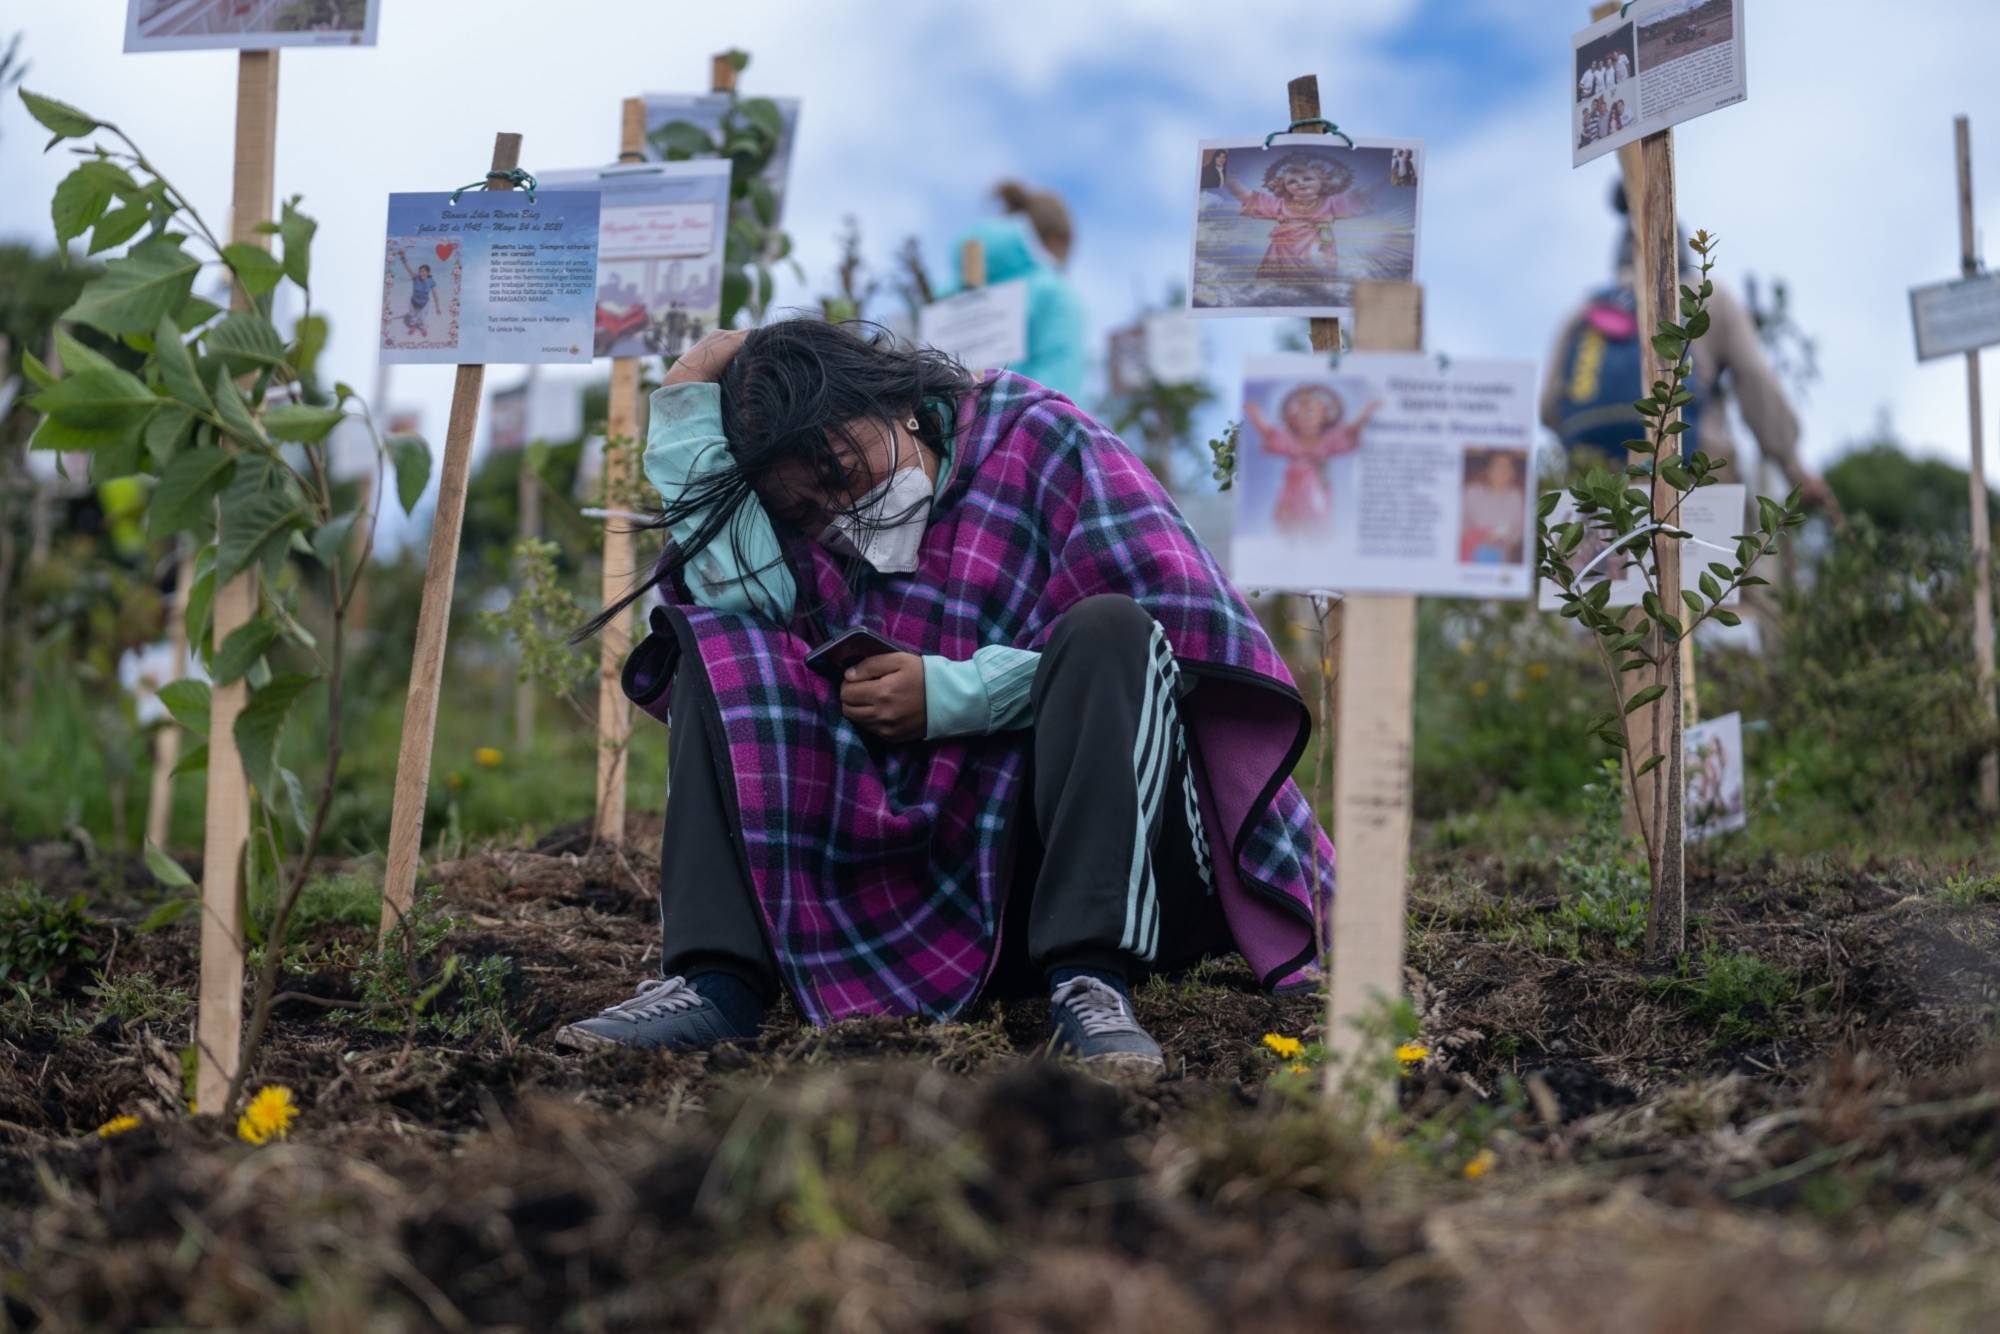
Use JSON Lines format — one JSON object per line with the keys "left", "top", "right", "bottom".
{"left": 1265, "top": 118, "right": 1355, "bottom": 149}
{"left": 449, "top": 167, "right": 539, "bottom": 206}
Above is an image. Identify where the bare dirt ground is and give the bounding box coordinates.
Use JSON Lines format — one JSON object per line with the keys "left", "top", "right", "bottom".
{"left": 5, "top": 827, "right": 2000, "bottom": 1331}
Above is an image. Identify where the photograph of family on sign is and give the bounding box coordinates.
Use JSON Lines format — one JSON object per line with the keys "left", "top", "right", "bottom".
{"left": 381, "top": 239, "right": 459, "bottom": 354}
{"left": 1190, "top": 137, "right": 1421, "bottom": 318}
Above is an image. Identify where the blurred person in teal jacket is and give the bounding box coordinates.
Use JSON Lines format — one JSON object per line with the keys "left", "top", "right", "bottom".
{"left": 946, "top": 181, "right": 1088, "bottom": 400}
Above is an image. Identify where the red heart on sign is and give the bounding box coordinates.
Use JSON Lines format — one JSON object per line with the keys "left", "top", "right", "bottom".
{"left": 434, "top": 242, "right": 458, "bottom": 261}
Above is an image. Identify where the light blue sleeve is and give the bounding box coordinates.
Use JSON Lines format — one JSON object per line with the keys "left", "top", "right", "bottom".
{"left": 922, "top": 645, "right": 1041, "bottom": 738}
{"left": 642, "top": 381, "right": 795, "bottom": 623}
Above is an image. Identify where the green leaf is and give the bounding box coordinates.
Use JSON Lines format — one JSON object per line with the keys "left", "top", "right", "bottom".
{"left": 1634, "top": 754, "right": 1665, "bottom": 778}
{"left": 64, "top": 233, "right": 201, "bottom": 336}
{"left": 290, "top": 313, "right": 329, "bottom": 380}
{"left": 205, "top": 310, "right": 288, "bottom": 373}
{"left": 89, "top": 202, "right": 151, "bottom": 255}
{"left": 143, "top": 406, "right": 195, "bottom": 470}
{"left": 1699, "top": 571, "right": 1722, "bottom": 601}
{"left": 279, "top": 198, "right": 316, "bottom": 289}
{"left": 29, "top": 364, "right": 160, "bottom": 431}
{"left": 1596, "top": 728, "right": 1629, "bottom": 751}
{"left": 209, "top": 367, "right": 264, "bottom": 447}
{"left": 1623, "top": 683, "right": 1667, "bottom": 714}
{"left": 389, "top": 434, "right": 431, "bottom": 514}
{"left": 1536, "top": 491, "right": 1561, "bottom": 518}
{"left": 172, "top": 741, "right": 209, "bottom": 777}
{"left": 51, "top": 162, "right": 118, "bottom": 247}
{"left": 185, "top": 562, "right": 217, "bottom": 660}
{"left": 157, "top": 678, "right": 212, "bottom": 735}
{"left": 214, "top": 456, "right": 306, "bottom": 586}
{"left": 1657, "top": 612, "right": 1684, "bottom": 640}
{"left": 1649, "top": 333, "right": 1685, "bottom": 361}
{"left": 153, "top": 313, "right": 213, "bottom": 413}
{"left": 1713, "top": 608, "right": 1742, "bottom": 627}
{"left": 1681, "top": 589, "right": 1705, "bottom": 615}
{"left": 720, "top": 268, "right": 751, "bottom": 323}
{"left": 311, "top": 511, "right": 358, "bottom": 569}
{"left": 649, "top": 119, "right": 716, "bottom": 159}
{"left": 144, "top": 841, "right": 196, "bottom": 891}
{"left": 211, "top": 615, "right": 280, "bottom": 686}
{"left": 151, "top": 447, "right": 235, "bottom": 537}
{"left": 135, "top": 895, "right": 194, "bottom": 934}
{"left": 222, "top": 243, "right": 283, "bottom": 296}
{"left": 263, "top": 402, "right": 344, "bottom": 443}
{"left": 1684, "top": 308, "right": 1710, "bottom": 339}
{"left": 235, "top": 672, "right": 316, "bottom": 794}
{"left": 739, "top": 97, "right": 784, "bottom": 144}
{"left": 20, "top": 348, "right": 55, "bottom": 390}
{"left": 721, "top": 48, "right": 749, "bottom": 71}
{"left": 174, "top": 293, "right": 223, "bottom": 331}
{"left": 20, "top": 89, "right": 101, "bottom": 145}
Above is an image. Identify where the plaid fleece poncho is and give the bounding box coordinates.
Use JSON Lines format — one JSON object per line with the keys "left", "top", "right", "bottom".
{"left": 624, "top": 372, "right": 1334, "bottom": 1024}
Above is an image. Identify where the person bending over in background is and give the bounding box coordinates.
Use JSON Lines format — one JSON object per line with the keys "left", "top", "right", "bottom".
{"left": 944, "top": 180, "right": 1089, "bottom": 401}
{"left": 556, "top": 323, "right": 1331, "bottom": 1076}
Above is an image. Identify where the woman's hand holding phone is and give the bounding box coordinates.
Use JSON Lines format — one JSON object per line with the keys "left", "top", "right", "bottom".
{"left": 840, "top": 653, "right": 926, "bottom": 743}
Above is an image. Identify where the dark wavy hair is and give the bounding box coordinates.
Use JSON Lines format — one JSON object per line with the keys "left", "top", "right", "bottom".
{"left": 577, "top": 319, "right": 980, "bottom": 639}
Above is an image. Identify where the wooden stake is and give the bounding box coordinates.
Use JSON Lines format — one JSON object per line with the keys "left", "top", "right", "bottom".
{"left": 196, "top": 48, "right": 278, "bottom": 1114}
{"left": 1629, "top": 126, "right": 1688, "bottom": 956}
{"left": 145, "top": 542, "right": 193, "bottom": 850}
{"left": 515, "top": 446, "right": 539, "bottom": 756}
{"left": 1286, "top": 74, "right": 1342, "bottom": 355}
{"left": 380, "top": 131, "right": 523, "bottom": 933}
{"left": 1325, "top": 280, "right": 1422, "bottom": 1103}
{"left": 1956, "top": 115, "right": 1999, "bottom": 813}
{"left": 591, "top": 98, "right": 651, "bottom": 845}
{"left": 959, "top": 238, "right": 987, "bottom": 291}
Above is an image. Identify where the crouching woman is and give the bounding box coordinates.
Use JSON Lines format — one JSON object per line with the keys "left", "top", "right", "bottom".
{"left": 557, "top": 322, "right": 1333, "bottom": 1074}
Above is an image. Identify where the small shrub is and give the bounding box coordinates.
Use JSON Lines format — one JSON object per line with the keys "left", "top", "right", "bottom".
{"left": 83, "top": 970, "right": 191, "bottom": 1026}
{"left": 257, "top": 868, "right": 381, "bottom": 943}
{"left": 338, "top": 887, "right": 512, "bottom": 1040}
{"left": 1934, "top": 870, "right": 2000, "bottom": 909}
{"left": 0, "top": 882, "right": 103, "bottom": 999}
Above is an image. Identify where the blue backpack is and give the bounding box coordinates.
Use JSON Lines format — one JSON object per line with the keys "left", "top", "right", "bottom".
{"left": 1552, "top": 284, "right": 1701, "bottom": 472}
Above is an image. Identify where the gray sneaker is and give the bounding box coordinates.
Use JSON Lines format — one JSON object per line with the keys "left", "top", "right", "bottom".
{"left": 1048, "top": 976, "right": 1165, "bottom": 1076}
{"left": 554, "top": 976, "right": 752, "bottom": 1052}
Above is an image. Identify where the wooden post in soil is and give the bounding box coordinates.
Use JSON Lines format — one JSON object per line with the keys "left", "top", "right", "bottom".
{"left": 1290, "top": 74, "right": 1346, "bottom": 738}
{"left": 144, "top": 543, "right": 193, "bottom": 849}
{"left": 592, "top": 98, "right": 650, "bottom": 844}
{"left": 1324, "top": 282, "right": 1423, "bottom": 1104}
{"left": 959, "top": 237, "right": 987, "bottom": 292}
{"left": 515, "top": 429, "right": 541, "bottom": 756}
{"left": 196, "top": 48, "right": 277, "bottom": 1114}
{"left": 1629, "top": 126, "right": 1688, "bottom": 955}
{"left": 379, "top": 133, "right": 524, "bottom": 933}
{"left": 1955, "top": 115, "right": 1999, "bottom": 813}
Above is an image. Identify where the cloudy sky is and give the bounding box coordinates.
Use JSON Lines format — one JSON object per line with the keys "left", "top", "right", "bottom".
{"left": 3, "top": 0, "right": 1995, "bottom": 532}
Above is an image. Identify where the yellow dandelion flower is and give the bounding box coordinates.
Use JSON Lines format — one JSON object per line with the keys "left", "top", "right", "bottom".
{"left": 445, "top": 770, "right": 466, "bottom": 791}
{"left": 1469, "top": 680, "right": 1489, "bottom": 699}
{"left": 1463, "top": 1148, "right": 1497, "bottom": 1179}
{"left": 1525, "top": 662, "right": 1550, "bottom": 682}
{"left": 1262, "top": 1033, "right": 1304, "bottom": 1060}
{"left": 474, "top": 747, "right": 504, "bottom": 768}
{"left": 1395, "top": 1042, "right": 1429, "bottom": 1066}
{"left": 1286, "top": 1062, "right": 1310, "bottom": 1075}
{"left": 236, "top": 1085, "right": 299, "bottom": 1146}
{"left": 96, "top": 1114, "right": 141, "bottom": 1138}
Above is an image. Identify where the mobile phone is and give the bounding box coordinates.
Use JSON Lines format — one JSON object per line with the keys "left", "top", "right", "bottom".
{"left": 804, "top": 626, "right": 907, "bottom": 681}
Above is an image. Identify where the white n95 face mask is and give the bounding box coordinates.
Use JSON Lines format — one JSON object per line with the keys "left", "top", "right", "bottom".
{"left": 817, "top": 424, "right": 932, "bottom": 574}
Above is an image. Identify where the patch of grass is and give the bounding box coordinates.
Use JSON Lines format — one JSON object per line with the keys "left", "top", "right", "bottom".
{"left": 1934, "top": 870, "right": 2000, "bottom": 909}
{"left": 83, "top": 969, "right": 191, "bottom": 1026}
{"left": 259, "top": 867, "right": 383, "bottom": 943}
{"left": 0, "top": 882, "right": 104, "bottom": 1000}
{"left": 1655, "top": 946, "right": 1800, "bottom": 1045}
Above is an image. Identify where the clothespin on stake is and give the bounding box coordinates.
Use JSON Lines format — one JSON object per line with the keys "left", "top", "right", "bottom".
{"left": 380, "top": 131, "right": 525, "bottom": 935}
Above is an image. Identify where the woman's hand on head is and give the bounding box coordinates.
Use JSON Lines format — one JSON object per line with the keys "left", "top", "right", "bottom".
{"left": 839, "top": 652, "right": 926, "bottom": 743}
{"left": 665, "top": 328, "right": 750, "bottom": 386}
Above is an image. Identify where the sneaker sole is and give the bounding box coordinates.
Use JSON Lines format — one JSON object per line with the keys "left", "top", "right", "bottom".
{"left": 554, "top": 1025, "right": 616, "bottom": 1051}
{"left": 1080, "top": 1050, "right": 1167, "bottom": 1080}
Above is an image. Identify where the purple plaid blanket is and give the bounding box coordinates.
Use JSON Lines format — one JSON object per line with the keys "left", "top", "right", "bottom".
{"left": 626, "top": 372, "right": 1334, "bottom": 1024}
